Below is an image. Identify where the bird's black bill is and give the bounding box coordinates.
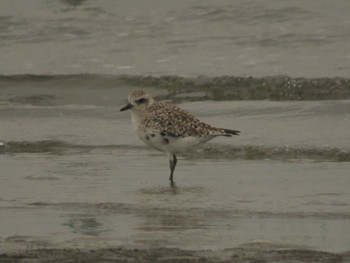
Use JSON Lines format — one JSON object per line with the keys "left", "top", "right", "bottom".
{"left": 120, "top": 103, "right": 133, "bottom": 111}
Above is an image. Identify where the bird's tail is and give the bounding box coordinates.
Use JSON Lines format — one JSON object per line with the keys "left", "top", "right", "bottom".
{"left": 220, "top": 128, "right": 240, "bottom": 137}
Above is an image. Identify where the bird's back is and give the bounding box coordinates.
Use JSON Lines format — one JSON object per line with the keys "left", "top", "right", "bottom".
{"left": 139, "top": 102, "right": 238, "bottom": 138}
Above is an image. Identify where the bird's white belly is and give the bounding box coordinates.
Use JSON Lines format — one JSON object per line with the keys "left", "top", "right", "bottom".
{"left": 137, "top": 130, "right": 205, "bottom": 154}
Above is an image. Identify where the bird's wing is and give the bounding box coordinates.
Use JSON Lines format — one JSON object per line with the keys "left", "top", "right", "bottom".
{"left": 144, "top": 102, "right": 214, "bottom": 137}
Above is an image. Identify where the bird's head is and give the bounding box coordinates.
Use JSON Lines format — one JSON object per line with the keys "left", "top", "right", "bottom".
{"left": 120, "top": 90, "right": 154, "bottom": 112}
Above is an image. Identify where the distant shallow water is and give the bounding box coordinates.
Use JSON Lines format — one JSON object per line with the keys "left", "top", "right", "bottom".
{"left": 1, "top": 0, "right": 350, "bottom": 77}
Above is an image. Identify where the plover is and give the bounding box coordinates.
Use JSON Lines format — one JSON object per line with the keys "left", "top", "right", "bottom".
{"left": 120, "top": 90, "right": 240, "bottom": 185}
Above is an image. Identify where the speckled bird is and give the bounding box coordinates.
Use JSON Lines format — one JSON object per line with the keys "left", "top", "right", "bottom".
{"left": 120, "top": 90, "right": 240, "bottom": 185}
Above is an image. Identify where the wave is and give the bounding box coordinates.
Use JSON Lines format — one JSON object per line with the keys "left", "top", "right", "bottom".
{"left": 120, "top": 75, "right": 350, "bottom": 101}
{"left": 0, "top": 74, "right": 98, "bottom": 81}
{"left": 193, "top": 145, "right": 350, "bottom": 162}
{"left": 0, "top": 140, "right": 143, "bottom": 154}
{"left": 1, "top": 140, "right": 349, "bottom": 162}
{"left": 1, "top": 74, "right": 350, "bottom": 101}
{"left": 28, "top": 201, "right": 350, "bottom": 220}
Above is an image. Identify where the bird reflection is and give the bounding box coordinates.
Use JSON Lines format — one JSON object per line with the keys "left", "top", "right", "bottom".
{"left": 63, "top": 215, "right": 107, "bottom": 236}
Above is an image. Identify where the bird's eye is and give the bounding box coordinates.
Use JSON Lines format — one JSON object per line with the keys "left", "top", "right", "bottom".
{"left": 136, "top": 98, "right": 147, "bottom": 104}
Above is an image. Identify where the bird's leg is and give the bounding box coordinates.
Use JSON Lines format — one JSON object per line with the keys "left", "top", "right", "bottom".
{"left": 169, "top": 153, "right": 177, "bottom": 185}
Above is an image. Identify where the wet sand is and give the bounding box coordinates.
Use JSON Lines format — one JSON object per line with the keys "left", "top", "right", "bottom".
{"left": 1, "top": 77, "right": 350, "bottom": 262}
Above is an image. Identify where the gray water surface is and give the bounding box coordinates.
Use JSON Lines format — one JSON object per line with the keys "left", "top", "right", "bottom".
{"left": 1, "top": 83, "right": 349, "bottom": 253}
{"left": 1, "top": 151, "right": 350, "bottom": 252}
{"left": 1, "top": 0, "right": 350, "bottom": 77}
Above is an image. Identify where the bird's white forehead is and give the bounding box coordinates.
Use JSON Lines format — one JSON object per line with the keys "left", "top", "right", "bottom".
{"left": 128, "top": 90, "right": 150, "bottom": 102}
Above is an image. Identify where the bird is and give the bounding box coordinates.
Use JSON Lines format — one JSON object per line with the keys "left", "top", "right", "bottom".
{"left": 120, "top": 90, "right": 240, "bottom": 185}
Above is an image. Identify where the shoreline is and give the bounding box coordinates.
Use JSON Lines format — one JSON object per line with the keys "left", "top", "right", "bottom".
{"left": 1, "top": 243, "right": 349, "bottom": 263}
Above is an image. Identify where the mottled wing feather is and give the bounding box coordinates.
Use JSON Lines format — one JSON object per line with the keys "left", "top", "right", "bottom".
{"left": 143, "top": 102, "right": 218, "bottom": 137}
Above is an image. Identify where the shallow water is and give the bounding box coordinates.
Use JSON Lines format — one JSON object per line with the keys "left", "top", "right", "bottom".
{"left": 1, "top": 81, "right": 350, "bottom": 254}
{"left": 1, "top": 152, "right": 350, "bottom": 252}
